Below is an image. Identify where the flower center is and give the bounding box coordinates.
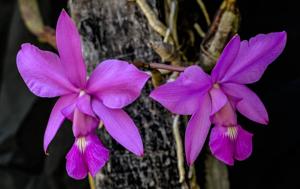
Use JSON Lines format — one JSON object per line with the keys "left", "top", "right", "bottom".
{"left": 79, "top": 90, "right": 86, "bottom": 97}
{"left": 213, "top": 83, "right": 220, "bottom": 89}
{"left": 76, "top": 137, "right": 87, "bottom": 153}
{"left": 225, "top": 126, "right": 238, "bottom": 140}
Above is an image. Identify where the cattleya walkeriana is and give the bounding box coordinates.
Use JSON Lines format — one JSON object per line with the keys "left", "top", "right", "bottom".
{"left": 16, "top": 10, "right": 150, "bottom": 179}
{"left": 151, "top": 32, "right": 287, "bottom": 165}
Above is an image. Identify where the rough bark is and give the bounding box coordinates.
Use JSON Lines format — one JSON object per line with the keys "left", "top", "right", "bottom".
{"left": 69, "top": 0, "right": 183, "bottom": 188}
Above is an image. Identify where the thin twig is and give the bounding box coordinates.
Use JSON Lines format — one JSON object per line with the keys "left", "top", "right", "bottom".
{"left": 149, "top": 63, "right": 185, "bottom": 72}
{"left": 172, "top": 115, "right": 186, "bottom": 183}
{"left": 136, "top": 0, "right": 169, "bottom": 39}
{"left": 88, "top": 173, "right": 96, "bottom": 189}
{"left": 194, "top": 23, "right": 206, "bottom": 38}
{"left": 164, "top": 0, "right": 179, "bottom": 46}
{"left": 196, "top": 0, "right": 211, "bottom": 26}
{"left": 188, "top": 166, "right": 201, "bottom": 189}
{"left": 132, "top": 61, "right": 186, "bottom": 72}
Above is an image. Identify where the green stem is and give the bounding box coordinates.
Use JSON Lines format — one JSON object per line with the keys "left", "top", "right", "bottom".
{"left": 88, "top": 173, "right": 96, "bottom": 189}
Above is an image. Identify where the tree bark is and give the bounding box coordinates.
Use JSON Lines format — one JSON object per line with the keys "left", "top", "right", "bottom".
{"left": 69, "top": 0, "right": 184, "bottom": 188}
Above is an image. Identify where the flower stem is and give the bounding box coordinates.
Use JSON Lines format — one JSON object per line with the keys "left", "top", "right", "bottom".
{"left": 88, "top": 173, "right": 96, "bottom": 189}
{"left": 132, "top": 61, "right": 186, "bottom": 72}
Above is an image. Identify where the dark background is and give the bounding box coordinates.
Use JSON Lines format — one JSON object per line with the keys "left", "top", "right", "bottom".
{"left": 0, "top": 0, "right": 296, "bottom": 189}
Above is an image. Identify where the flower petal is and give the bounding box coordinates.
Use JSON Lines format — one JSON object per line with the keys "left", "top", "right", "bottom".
{"left": 185, "top": 94, "right": 211, "bottom": 165}
{"left": 84, "top": 134, "right": 109, "bottom": 177}
{"left": 56, "top": 10, "right": 86, "bottom": 88}
{"left": 66, "top": 141, "right": 88, "bottom": 180}
{"left": 209, "top": 87, "right": 228, "bottom": 115}
{"left": 209, "top": 125, "right": 253, "bottom": 165}
{"left": 73, "top": 108, "right": 98, "bottom": 137}
{"left": 87, "top": 60, "right": 149, "bottom": 109}
{"left": 43, "top": 94, "right": 78, "bottom": 153}
{"left": 61, "top": 100, "right": 76, "bottom": 121}
{"left": 221, "top": 83, "right": 269, "bottom": 124}
{"left": 209, "top": 125, "right": 235, "bottom": 165}
{"left": 16, "top": 43, "right": 77, "bottom": 97}
{"left": 150, "top": 66, "right": 211, "bottom": 115}
{"left": 211, "top": 35, "right": 241, "bottom": 83}
{"left": 220, "top": 32, "right": 287, "bottom": 84}
{"left": 76, "top": 94, "right": 95, "bottom": 118}
{"left": 92, "top": 99, "right": 143, "bottom": 156}
{"left": 212, "top": 102, "right": 237, "bottom": 126}
{"left": 234, "top": 126, "right": 253, "bottom": 161}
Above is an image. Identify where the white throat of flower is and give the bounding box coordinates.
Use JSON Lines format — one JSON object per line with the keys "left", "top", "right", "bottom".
{"left": 213, "top": 83, "right": 220, "bottom": 89}
{"left": 76, "top": 137, "right": 87, "bottom": 153}
{"left": 225, "top": 126, "right": 238, "bottom": 140}
{"left": 79, "top": 90, "right": 86, "bottom": 97}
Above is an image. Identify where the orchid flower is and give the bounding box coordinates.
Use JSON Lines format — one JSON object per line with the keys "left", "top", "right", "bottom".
{"left": 150, "top": 32, "right": 287, "bottom": 165}
{"left": 209, "top": 101, "right": 253, "bottom": 165}
{"left": 16, "top": 10, "right": 149, "bottom": 179}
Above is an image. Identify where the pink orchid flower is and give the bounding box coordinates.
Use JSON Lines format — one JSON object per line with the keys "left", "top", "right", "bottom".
{"left": 150, "top": 32, "right": 287, "bottom": 165}
{"left": 16, "top": 10, "right": 149, "bottom": 179}
{"left": 209, "top": 101, "right": 253, "bottom": 165}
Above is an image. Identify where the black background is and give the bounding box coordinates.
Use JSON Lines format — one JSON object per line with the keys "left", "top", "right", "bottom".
{"left": 0, "top": 0, "right": 297, "bottom": 188}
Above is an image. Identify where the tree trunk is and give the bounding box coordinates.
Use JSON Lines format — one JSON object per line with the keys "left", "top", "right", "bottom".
{"left": 69, "top": 0, "right": 184, "bottom": 188}
{"left": 69, "top": 0, "right": 238, "bottom": 188}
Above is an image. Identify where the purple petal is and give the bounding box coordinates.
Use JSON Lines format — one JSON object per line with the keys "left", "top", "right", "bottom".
{"left": 209, "top": 125, "right": 235, "bottom": 165}
{"left": 150, "top": 66, "right": 211, "bottom": 115}
{"left": 73, "top": 108, "right": 98, "bottom": 137}
{"left": 220, "top": 32, "right": 287, "bottom": 84}
{"left": 56, "top": 10, "right": 87, "bottom": 88}
{"left": 209, "top": 125, "right": 253, "bottom": 165}
{"left": 209, "top": 86, "right": 228, "bottom": 115}
{"left": 76, "top": 94, "right": 96, "bottom": 117}
{"left": 62, "top": 93, "right": 96, "bottom": 121}
{"left": 16, "top": 44, "right": 77, "bottom": 97}
{"left": 84, "top": 134, "right": 109, "bottom": 177}
{"left": 211, "top": 35, "right": 241, "bottom": 83}
{"left": 234, "top": 126, "right": 253, "bottom": 161}
{"left": 212, "top": 102, "right": 237, "bottom": 126}
{"left": 87, "top": 60, "right": 149, "bottom": 109}
{"left": 92, "top": 99, "right": 143, "bottom": 156}
{"left": 221, "top": 83, "right": 268, "bottom": 124}
{"left": 185, "top": 94, "right": 211, "bottom": 165}
{"left": 61, "top": 100, "right": 76, "bottom": 121}
{"left": 66, "top": 140, "right": 88, "bottom": 180}
{"left": 44, "top": 94, "right": 78, "bottom": 153}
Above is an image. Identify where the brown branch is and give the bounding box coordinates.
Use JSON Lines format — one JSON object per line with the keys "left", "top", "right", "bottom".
{"left": 136, "top": 0, "right": 170, "bottom": 41}
{"left": 196, "top": 0, "right": 211, "bottom": 26}
{"left": 132, "top": 61, "right": 186, "bottom": 72}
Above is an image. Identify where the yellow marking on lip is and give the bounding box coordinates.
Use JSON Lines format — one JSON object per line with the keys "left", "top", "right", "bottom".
{"left": 76, "top": 137, "right": 87, "bottom": 153}
{"left": 225, "top": 126, "right": 238, "bottom": 140}
{"left": 213, "top": 83, "right": 220, "bottom": 89}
